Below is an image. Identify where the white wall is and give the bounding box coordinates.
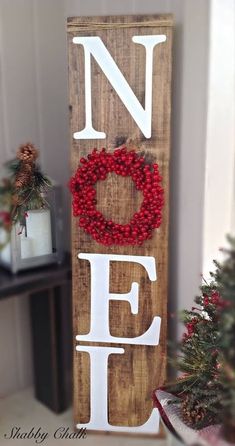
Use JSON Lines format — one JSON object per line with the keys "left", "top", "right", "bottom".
{"left": 203, "top": 0, "right": 235, "bottom": 275}
{"left": 33, "top": 0, "right": 70, "bottom": 248}
{"left": 0, "top": 0, "right": 211, "bottom": 394}
{"left": 0, "top": 0, "right": 40, "bottom": 396}
{"left": 0, "top": 296, "right": 32, "bottom": 396}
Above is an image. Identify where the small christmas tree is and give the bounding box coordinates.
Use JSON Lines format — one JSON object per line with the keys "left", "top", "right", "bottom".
{"left": 166, "top": 237, "right": 235, "bottom": 441}
{"left": 211, "top": 236, "right": 235, "bottom": 441}
{"left": 167, "top": 287, "right": 224, "bottom": 429}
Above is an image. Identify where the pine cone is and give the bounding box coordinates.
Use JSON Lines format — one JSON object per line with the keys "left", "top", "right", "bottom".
{"left": 15, "top": 169, "right": 32, "bottom": 189}
{"left": 181, "top": 395, "right": 206, "bottom": 427}
{"left": 17, "top": 142, "right": 38, "bottom": 163}
{"left": 11, "top": 194, "right": 20, "bottom": 205}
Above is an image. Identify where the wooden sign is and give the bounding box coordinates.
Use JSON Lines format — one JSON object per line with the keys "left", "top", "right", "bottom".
{"left": 67, "top": 14, "right": 173, "bottom": 435}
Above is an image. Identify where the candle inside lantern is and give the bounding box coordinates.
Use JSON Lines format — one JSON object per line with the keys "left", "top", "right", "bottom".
{"left": 20, "top": 231, "right": 33, "bottom": 259}
{"left": 0, "top": 228, "right": 11, "bottom": 265}
{"left": 26, "top": 209, "right": 53, "bottom": 257}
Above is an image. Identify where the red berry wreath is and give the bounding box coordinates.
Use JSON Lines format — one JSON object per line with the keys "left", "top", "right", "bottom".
{"left": 69, "top": 147, "right": 164, "bottom": 246}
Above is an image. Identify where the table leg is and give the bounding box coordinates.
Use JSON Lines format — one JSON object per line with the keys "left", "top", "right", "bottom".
{"left": 29, "top": 283, "right": 72, "bottom": 413}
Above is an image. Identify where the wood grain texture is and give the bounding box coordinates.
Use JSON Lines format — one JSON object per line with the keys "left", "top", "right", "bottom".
{"left": 67, "top": 14, "right": 173, "bottom": 435}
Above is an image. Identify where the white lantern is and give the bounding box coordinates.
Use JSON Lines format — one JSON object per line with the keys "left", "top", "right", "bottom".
{"left": 0, "top": 184, "right": 64, "bottom": 273}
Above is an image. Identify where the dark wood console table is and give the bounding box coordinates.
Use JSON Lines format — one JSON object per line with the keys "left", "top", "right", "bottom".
{"left": 0, "top": 254, "right": 72, "bottom": 413}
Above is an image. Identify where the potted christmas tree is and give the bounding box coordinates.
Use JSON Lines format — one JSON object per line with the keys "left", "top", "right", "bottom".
{"left": 214, "top": 238, "right": 235, "bottom": 442}
{"left": 154, "top": 237, "right": 235, "bottom": 444}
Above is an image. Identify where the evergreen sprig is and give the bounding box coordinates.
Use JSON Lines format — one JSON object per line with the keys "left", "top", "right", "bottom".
{"left": 0, "top": 144, "right": 51, "bottom": 240}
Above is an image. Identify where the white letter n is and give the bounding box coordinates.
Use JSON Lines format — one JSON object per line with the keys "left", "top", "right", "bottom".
{"left": 72, "top": 35, "right": 166, "bottom": 139}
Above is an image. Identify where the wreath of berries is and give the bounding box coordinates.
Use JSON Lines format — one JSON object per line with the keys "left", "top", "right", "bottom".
{"left": 69, "top": 147, "right": 164, "bottom": 246}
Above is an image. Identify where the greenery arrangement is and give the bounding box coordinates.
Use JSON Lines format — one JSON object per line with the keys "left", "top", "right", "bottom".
{"left": 166, "top": 236, "right": 235, "bottom": 442}
{"left": 0, "top": 143, "right": 51, "bottom": 248}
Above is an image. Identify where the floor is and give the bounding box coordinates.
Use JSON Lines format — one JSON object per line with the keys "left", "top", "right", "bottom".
{"left": 0, "top": 388, "right": 179, "bottom": 446}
